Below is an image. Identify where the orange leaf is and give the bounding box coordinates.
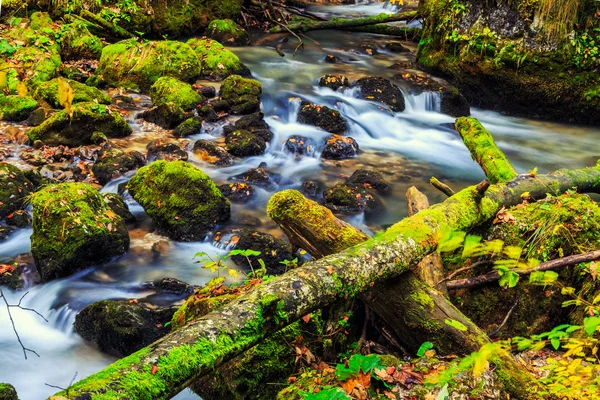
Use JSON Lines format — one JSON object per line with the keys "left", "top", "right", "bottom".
{"left": 302, "top": 314, "right": 311, "bottom": 324}
{"left": 326, "top": 265, "right": 334, "bottom": 274}
{"left": 151, "top": 365, "right": 159, "bottom": 375}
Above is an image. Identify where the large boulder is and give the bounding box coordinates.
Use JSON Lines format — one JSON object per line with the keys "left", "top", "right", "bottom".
{"left": 74, "top": 300, "right": 175, "bottom": 357}
{"left": 30, "top": 183, "right": 130, "bottom": 281}
{"left": 231, "top": 230, "right": 293, "bottom": 275}
{"left": 297, "top": 102, "right": 347, "bottom": 133}
{"left": 150, "top": 76, "right": 203, "bottom": 111}
{"left": 0, "top": 95, "right": 38, "bottom": 121}
{"left": 92, "top": 147, "right": 146, "bottom": 185}
{"left": 187, "top": 38, "right": 250, "bottom": 80}
{"left": 59, "top": 21, "right": 103, "bottom": 60}
{"left": 97, "top": 39, "right": 202, "bottom": 91}
{"left": 27, "top": 103, "right": 132, "bottom": 146}
{"left": 206, "top": 19, "right": 249, "bottom": 45}
{"left": 0, "top": 163, "right": 35, "bottom": 220}
{"left": 128, "top": 161, "right": 230, "bottom": 241}
{"left": 220, "top": 75, "right": 262, "bottom": 114}
{"left": 34, "top": 78, "right": 111, "bottom": 109}
{"left": 353, "top": 76, "right": 405, "bottom": 112}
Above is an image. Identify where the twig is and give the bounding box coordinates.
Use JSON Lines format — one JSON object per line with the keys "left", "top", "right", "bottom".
{"left": 0, "top": 288, "right": 47, "bottom": 359}
{"left": 356, "top": 303, "right": 370, "bottom": 352}
{"left": 488, "top": 298, "right": 519, "bottom": 338}
{"left": 436, "top": 260, "right": 493, "bottom": 285}
{"left": 447, "top": 250, "right": 600, "bottom": 290}
{"left": 45, "top": 372, "right": 78, "bottom": 395}
{"left": 430, "top": 176, "right": 455, "bottom": 197}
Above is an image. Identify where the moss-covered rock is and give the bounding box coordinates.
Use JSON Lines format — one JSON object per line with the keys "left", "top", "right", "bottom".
{"left": 187, "top": 38, "right": 250, "bottom": 80}
{"left": 193, "top": 139, "right": 232, "bottom": 166}
{"left": 297, "top": 102, "right": 347, "bottom": 133}
{"left": 92, "top": 147, "right": 146, "bottom": 185}
{"left": 60, "top": 21, "right": 103, "bottom": 60}
{"left": 206, "top": 19, "right": 249, "bottom": 45}
{"left": 34, "top": 78, "right": 111, "bottom": 109}
{"left": 27, "top": 102, "right": 132, "bottom": 146}
{"left": 102, "top": 193, "right": 136, "bottom": 223}
{"left": 0, "top": 163, "right": 35, "bottom": 220}
{"left": 127, "top": 160, "right": 230, "bottom": 241}
{"left": 150, "top": 76, "right": 203, "bottom": 111}
{"left": 231, "top": 230, "right": 293, "bottom": 275}
{"left": 223, "top": 112, "right": 273, "bottom": 142}
{"left": 173, "top": 117, "right": 203, "bottom": 138}
{"left": 0, "top": 383, "right": 18, "bottom": 400}
{"left": 11, "top": 45, "right": 61, "bottom": 86}
{"left": 74, "top": 300, "right": 175, "bottom": 357}
{"left": 353, "top": 76, "right": 405, "bottom": 112}
{"left": 97, "top": 39, "right": 202, "bottom": 91}
{"left": 220, "top": 74, "right": 261, "bottom": 114}
{"left": 0, "top": 95, "right": 38, "bottom": 121}
{"left": 30, "top": 182, "right": 130, "bottom": 281}
{"left": 225, "top": 129, "right": 266, "bottom": 157}
{"left": 30, "top": 11, "right": 53, "bottom": 30}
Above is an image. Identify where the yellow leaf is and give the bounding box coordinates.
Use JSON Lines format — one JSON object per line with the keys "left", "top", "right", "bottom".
{"left": 228, "top": 269, "right": 238, "bottom": 279}
{"left": 591, "top": 261, "right": 598, "bottom": 281}
{"left": 105, "top": 209, "right": 117, "bottom": 219}
{"left": 16, "top": 81, "right": 28, "bottom": 97}
{"left": 57, "top": 77, "right": 75, "bottom": 117}
{"left": 472, "top": 356, "right": 489, "bottom": 377}
{"left": 0, "top": 72, "right": 6, "bottom": 89}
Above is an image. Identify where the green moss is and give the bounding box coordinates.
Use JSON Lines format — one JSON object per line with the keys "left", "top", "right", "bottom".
{"left": 173, "top": 117, "right": 203, "bottom": 138}
{"left": 60, "top": 21, "right": 103, "bottom": 60}
{"left": 34, "top": 78, "right": 111, "bottom": 108}
{"left": 127, "top": 160, "right": 230, "bottom": 241}
{"left": 97, "top": 39, "right": 202, "bottom": 91}
{"left": 225, "top": 129, "right": 266, "bottom": 157}
{"left": 27, "top": 102, "right": 131, "bottom": 146}
{"left": 206, "top": 19, "right": 249, "bottom": 45}
{"left": 220, "top": 75, "right": 261, "bottom": 114}
{"left": 0, "top": 383, "right": 18, "bottom": 400}
{"left": 0, "top": 162, "right": 35, "bottom": 219}
{"left": 0, "top": 95, "right": 38, "bottom": 121}
{"left": 12, "top": 45, "right": 61, "bottom": 86}
{"left": 30, "top": 11, "right": 53, "bottom": 30}
{"left": 30, "top": 182, "right": 130, "bottom": 281}
{"left": 187, "top": 38, "right": 246, "bottom": 79}
{"left": 410, "top": 290, "right": 435, "bottom": 309}
{"left": 150, "top": 77, "right": 202, "bottom": 111}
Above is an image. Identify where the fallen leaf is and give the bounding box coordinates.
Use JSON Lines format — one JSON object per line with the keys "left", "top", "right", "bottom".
{"left": 151, "top": 365, "right": 159, "bottom": 375}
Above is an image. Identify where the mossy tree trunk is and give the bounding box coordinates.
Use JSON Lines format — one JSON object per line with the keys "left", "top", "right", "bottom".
{"left": 54, "top": 164, "right": 600, "bottom": 400}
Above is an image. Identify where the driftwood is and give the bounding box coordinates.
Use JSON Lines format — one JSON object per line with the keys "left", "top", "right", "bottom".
{"left": 53, "top": 162, "right": 600, "bottom": 400}
{"left": 430, "top": 176, "right": 455, "bottom": 196}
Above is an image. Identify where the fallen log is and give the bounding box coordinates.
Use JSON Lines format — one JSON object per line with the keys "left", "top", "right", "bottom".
{"left": 54, "top": 163, "right": 600, "bottom": 400}
{"left": 79, "top": 10, "right": 135, "bottom": 39}
{"left": 447, "top": 250, "right": 600, "bottom": 290}
{"left": 346, "top": 25, "right": 421, "bottom": 41}
{"left": 271, "top": 10, "right": 419, "bottom": 33}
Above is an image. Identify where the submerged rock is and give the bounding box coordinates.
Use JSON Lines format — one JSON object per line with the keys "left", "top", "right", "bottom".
{"left": 27, "top": 103, "right": 132, "bottom": 146}
{"left": 0, "top": 95, "right": 39, "bottom": 122}
{"left": 30, "top": 183, "right": 130, "bottom": 281}
{"left": 34, "top": 78, "right": 111, "bottom": 109}
{"left": 192, "top": 140, "right": 232, "bottom": 166}
{"left": 187, "top": 38, "right": 250, "bottom": 80}
{"left": 144, "top": 277, "right": 194, "bottom": 296}
{"left": 232, "top": 230, "right": 293, "bottom": 275}
{"left": 0, "top": 163, "right": 35, "bottom": 220}
{"left": 150, "top": 76, "right": 203, "bottom": 111}
{"left": 92, "top": 147, "right": 146, "bottom": 185}
{"left": 74, "top": 299, "right": 176, "bottom": 357}
{"left": 321, "top": 135, "right": 359, "bottom": 159}
{"left": 206, "top": 19, "right": 249, "bottom": 45}
{"left": 297, "top": 102, "right": 347, "bottom": 133}
{"left": 220, "top": 75, "right": 262, "bottom": 114}
{"left": 354, "top": 76, "right": 405, "bottom": 111}
{"left": 128, "top": 160, "right": 230, "bottom": 241}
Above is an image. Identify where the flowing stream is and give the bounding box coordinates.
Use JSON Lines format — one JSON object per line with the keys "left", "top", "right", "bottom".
{"left": 1, "top": 2, "right": 599, "bottom": 399}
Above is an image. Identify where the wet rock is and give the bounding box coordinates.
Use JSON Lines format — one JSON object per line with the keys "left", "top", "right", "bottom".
{"left": 5, "top": 210, "right": 31, "bottom": 228}
{"left": 302, "top": 180, "right": 322, "bottom": 198}
{"left": 284, "top": 135, "right": 317, "bottom": 157}
{"left": 225, "top": 129, "right": 266, "bottom": 157}
{"left": 206, "top": 19, "right": 249, "bottom": 45}
{"left": 25, "top": 108, "right": 46, "bottom": 126}
{"left": 346, "top": 169, "right": 391, "bottom": 194}
{"left": 192, "top": 140, "right": 232, "bottom": 166}
{"left": 97, "top": 39, "right": 202, "bottom": 91}
{"left": 232, "top": 230, "right": 293, "bottom": 275}
{"left": 0, "top": 163, "right": 35, "bottom": 220}
{"left": 323, "top": 182, "right": 382, "bottom": 214}
{"left": 198, "top": 105, "right": 220, "bottom": 122}
{"left": 324, "top": 54, "right": 337, "bottom": 63}
{"left": 103, "top": 193, "right": 136, "bottom": 223}
{"left": 0, "top": 226, "right": 11, "bottom": 242}
{"left": 230, "top": 214, "right": 262, "bottom": 228}
{"left": 359, "top": 43, "right": 378, "bottom": 55}
{"left": 146, "top": 140, "right": 188, "bottom": 162}
{"left": 30, "top": 183, "right": 130, "bottom": 281}
{"left": 385, "top": 42, "right": 410, "bottom": 53}
{"left": 92, "top": 147, "right": 146, "bottom": 185}
{"left": 173, "top": 117, "right": 203, "bottom": 138}
{"left": 150, "top": 76, "right": 203, "bottom": 112}
{"left": 140, "top": 102, "right": 188, "bottom": 129}
{"left": 0, "top": 95, "right": 39, "bottom": 122}
{"left": 297, "top": 102, "right": 347, "bottom": 133}
{"left": 196, "top": 85, "right": 217, "bottom": 98}
{"left": 128, "top": 160, "right": 230, "bottom": 241}
{"left": 144, "top": 277, "right": 194, "bottom": 296}
{"left": 226, "top": 112, "right": 273, "bottom": 142}
{"left": 0, "top": 383, "right": 18, "bottom": 400}
{"left": 187, "top": 38, "right": 251, "bottom": 80}
{"left": 321, "top": 135, "right": 359, "bottom": 159}
{"left": 27, "top": 103, "right": 132, "bottom": 146}
{"left": 74, "top": 299, "right": 176, "bottom": 357}
{"left": 230, "top": 164, "right": 273, "bottom": 186}
{"left": 211, "top": 99, "right": 231, "bottom": 113}
{"left": 218, "top": 182, "right": 255, "bottom": 203}
{"left": 318, "top": 74, "right": 349, "bottom": 91}
{"left": 353, "top": 76, "right": 405, "bottom": 112}
{"left": 440, "top": 85, "right": 471, "bottom": 117}
{"left": 220, "top": 75, "right": 262, "bottom": 115}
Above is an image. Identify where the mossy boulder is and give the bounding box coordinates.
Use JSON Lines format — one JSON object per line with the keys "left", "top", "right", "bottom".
{"left": 150, "top": 76, "right": 203, "bottom": 111}
{"left": 220, "top": 75, "right": 261, "bottom": 114}
{"left": 0, "top": 383, "right": 18, "bottom": 400}
{"left": 0, "top": 95, "right": 38, "bottom": 121}
{"left": 297, "top": 102, "right": 347, "bottom": 133}
{"left": 34, "top": 78, "right": 111, "bottom": 109}
{"left": 127, "top": 160, "right": 231, "bottom": 241}
{"left": 30, "top": 11, "right": 53, "bottom": 30}
{"left": 231, "top": 230, "right": 293, "bottom": 275}
{"left": 12, "top": 45, "right": 61, "bottom": 86}
{"left": 321, "top": 135, "right": 359, "bottom": 159}
{"left": 60, "top": 21, "right": 103, "bottom": 60}
{"left": 206, "top": 19, "right": 249, "bottom": 45}
{"left": 173, "top": 117, "right": 203, "bottom": 138}
{"left": 225, "top": 129, "right": 266, "bottom": 157}
{"left": 193, "top": 139, "right": 232, "bottom": 166}
{"left": 353, "top": 76, "right": 405, "bottom": 112}
{"left": 74, "top": 300, "right": 175, "bottom": 357}
{"left": 187, "top": 38, "right": 250, "bottom": 80}
{"left": 30, "top": 182, "right": 130, "bottom": 281}
{"left": 97, "top": 39, "right": 202, "bottom": 91}
{"left": 92, "top": 147, "right": 146, "bottom": 185}
{"left": 27, "top": 103, "right": 132, "bottom": 146}
{"left": 0, "top": 163, "right": 35, "bottom": 219}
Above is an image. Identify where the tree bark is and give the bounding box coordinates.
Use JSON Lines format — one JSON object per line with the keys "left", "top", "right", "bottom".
{"left": 455, "top": 117, "right": 518, "bottom": 184}
{"left": 54, "top": 164, "right": 600, "bottom": 400}
{"left": 271, "top": 10, "right": 419, "bottom": 33}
